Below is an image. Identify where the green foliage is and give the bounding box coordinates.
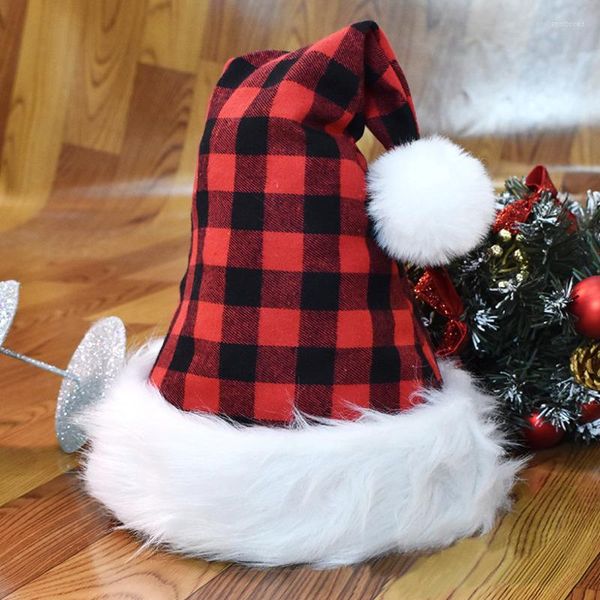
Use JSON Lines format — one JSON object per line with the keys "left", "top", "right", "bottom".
{"left": 415, "top": 179, "right": 600, "bottom": 442}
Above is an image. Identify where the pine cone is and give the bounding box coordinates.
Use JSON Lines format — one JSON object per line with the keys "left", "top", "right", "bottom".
{"left": 570, "top": 342, "right": 600, "bottom": 391}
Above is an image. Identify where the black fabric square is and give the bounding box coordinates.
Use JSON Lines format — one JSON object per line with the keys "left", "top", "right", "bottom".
{"left": 380, "top": 104, "right": 419, "bottom": 146}
{"left": 315, "top": 59, "right": 360, "bottom": 108}
{"left": 225, "top": 268, "right": 262, "bottom": 306}
{"left": 232, "top": 192, "right": 264, "bottom": 230}
{"left": 364, "top": 63, "right": 381, "bottom": 88}
{"left": 304, "top": 195, "right": 340, "bottom": 234}
{"left": 199, "top": 118, "right": 216, "bottom": 154}
{"left": 297, "top": 347, "right": 335, "bottom": 384}
{"left": 190, "top": 263, "right": 203, "bottom": 300}
{"left": 170, "top": 335, "right": 195, "bottom": 373}
{"left": 352, "top": 20, "right": 378, "bottom": 33}
{"left": 367, "top": 274, "right": 391, "bottom": 309}
{"left": 345, "top": 113, "right": 365, "bottom": 140}
{"left": 236, "top": 117, "right": 269, "bottom": 155}
{"left": 219, "top": 343, "right": 257, "bottom": 381}
{"left": 301, "top": 272, "right": 340, "bottom": 310}
{"left": 196, "top": 189, "right": 208, "bottom": 228}
{"left": 304, "top": 126, "right": 340, "bottom": 158}
{"left": 263, "top": 57, "right": 296, "bottom": 87}
{"left": 370, "top": 346, "right": 400, "bottom": 383}
{"left": 218, "top": 57, "right": 256, "bottom": 88}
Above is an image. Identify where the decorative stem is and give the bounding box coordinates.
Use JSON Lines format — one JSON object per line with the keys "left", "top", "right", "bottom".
{"left": 0, "top": 346, "right": 79, "bottom": 381}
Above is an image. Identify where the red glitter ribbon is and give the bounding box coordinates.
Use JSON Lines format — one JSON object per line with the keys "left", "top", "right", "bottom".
{"left": 414, "top": 267, "right": 468, "bottom": 357}
{"left": 493, "top": 165, "right": 559, "bottom": 233}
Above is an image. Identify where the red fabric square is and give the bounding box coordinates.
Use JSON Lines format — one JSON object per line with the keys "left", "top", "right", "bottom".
{"left": 254, "top": 382, "right": 295, "bottom": 422}
{"left": 332, "top": 384, "right": 370, "bottom": 419}
{"left": 392, "top": 308, "right": 415, "bottom": 346}
{"left": 193, "top": 301, "right": 224, "bottom": 342}
{"left": 149, "top": 365, "right": 168, "bottom": 389}
{"left": 219, "top": 87, "right": 261, "bottom": 118}
{"left": 207, "top": 154, "right": 236, "bottom": 192}
{"left": 270, "top": 81, "right": 316, "bottom": 121}
{"left": 340, "top": 158, "right": 365, "bottom": 200}
{"left": 259, "top": 308, "right": 301, "bottom": 346}
{"left": 339, "top": 235, "right": 371, "bottom": 273}
{"left": 262, "top": 231, "right": 304, "bottom": 271}
{"left": 183, "top": 374, "right": 220, "bottom": 413}
{"left": 337, "top": 310, "right": 373, "bottom": 348}
{"left": 265, "top": 155, "right": 306, "bottom": 194}
{"left": 202, "top": 228, "right": 231, "bottom": 266}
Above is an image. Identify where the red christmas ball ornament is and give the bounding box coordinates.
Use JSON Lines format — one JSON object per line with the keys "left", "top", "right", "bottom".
{"left": 522, "top": 413, "right": 565, "bottom": 449}
{"left": 570, "top": 276, "right": 600, "bottom": 339}
{"left": 580, "top": 400, "right": 600, "bottom": 424}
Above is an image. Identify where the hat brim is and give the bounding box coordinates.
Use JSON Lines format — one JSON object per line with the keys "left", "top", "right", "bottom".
{"left": 79, "top": 340, "right": 524, "bottom": 568}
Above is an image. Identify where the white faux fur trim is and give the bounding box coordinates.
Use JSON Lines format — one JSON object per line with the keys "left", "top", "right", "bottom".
{"left": 80, "top": 341, "right": 524, "bottom": 568}
{"left": 366, "top": 135, "right": 496, "bottom": 267}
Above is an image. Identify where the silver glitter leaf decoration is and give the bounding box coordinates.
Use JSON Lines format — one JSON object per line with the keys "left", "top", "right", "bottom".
{"left": 0, "top": 280, "right": 19, "bottom": 346}
{"left": 55, "top": 316, "right": 126, "bottom": 453}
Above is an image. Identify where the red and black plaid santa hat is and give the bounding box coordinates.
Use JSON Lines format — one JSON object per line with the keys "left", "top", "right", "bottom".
{"left": 81, "top": 22, "right": 522, "bottom": 567}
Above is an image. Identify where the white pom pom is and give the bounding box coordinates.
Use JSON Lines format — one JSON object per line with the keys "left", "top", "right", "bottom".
{"left": 366, "top": 135, "right": 496, "bottom": 267}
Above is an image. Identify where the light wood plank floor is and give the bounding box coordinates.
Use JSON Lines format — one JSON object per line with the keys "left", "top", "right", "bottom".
{"left": 1, "top": 1, "right": 599, "bottom": 598}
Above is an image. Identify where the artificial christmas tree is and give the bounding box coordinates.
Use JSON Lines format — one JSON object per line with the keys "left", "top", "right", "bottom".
{"left": 412, "top": 167, "right": 600, "bottom": 446}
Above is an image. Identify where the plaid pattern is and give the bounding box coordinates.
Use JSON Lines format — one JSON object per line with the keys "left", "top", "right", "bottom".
{"left": 150, "top": 21, "right": 443, "bottom": 423}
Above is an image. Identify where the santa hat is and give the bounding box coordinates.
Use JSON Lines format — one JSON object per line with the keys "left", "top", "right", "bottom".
{"left": 81, "top": 21, "right": 522, "bottom": 567}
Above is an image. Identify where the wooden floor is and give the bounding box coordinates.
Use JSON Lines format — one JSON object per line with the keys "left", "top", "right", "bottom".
{"left": 1, "top": 0, "right": 600, "bottom": 598}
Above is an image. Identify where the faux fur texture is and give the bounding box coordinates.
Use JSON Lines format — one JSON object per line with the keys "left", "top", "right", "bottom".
{"left": 366, "top": 135, "right": 496, "bottom": 266}
{"left": 80, "top": 340, "right": 525, "bottom": 568}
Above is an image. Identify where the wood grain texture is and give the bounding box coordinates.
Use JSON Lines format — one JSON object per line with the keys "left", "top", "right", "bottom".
{"left": 0, "top": 0, "right": 599, "bottom": 597}
{"left": 64, "top": 0, "right": 148, "bottom": 154}
{"left": 569, "top": 554, "right": 600, "bottom": 600}
{"left": 0, "top": 0, "right": 27, "bottom": 160}
{"left": 0, "top": 0, "right": 79, "bottom": 231}
{"left": 0, "top": 473, "right": 109, "bottom": 596}
{"left": 187, "top": 555, "right": 419, "bottom": 600}
{"left": 140, "top": 0, "right": 209, "bottom": 72}
{"left": 4, "top": 529, "right": 227, "bottom": 600}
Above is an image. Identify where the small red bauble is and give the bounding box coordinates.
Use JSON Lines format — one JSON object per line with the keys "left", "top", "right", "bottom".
{"left": 522, "top": 413, "right": 565, "bottom": 449}
{"left": 580, "top": 400, "right": 600, "bottom": 424}
{"left": 570, "top": 276, "right": 600, "bottom": 339}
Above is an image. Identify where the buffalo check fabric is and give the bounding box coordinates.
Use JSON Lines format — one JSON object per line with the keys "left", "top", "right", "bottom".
{"left": 149, "top": 21, "right": 443, "bottom": 423}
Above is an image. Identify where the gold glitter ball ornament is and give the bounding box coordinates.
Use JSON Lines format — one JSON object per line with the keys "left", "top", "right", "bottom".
{"left": 490, "top": 244, "right": 503, "bottom": 257}
{"left": 498, "top": 228, "right": 512, "bottom": 243}
{"left": 570, "top": 342, "right": 600, "bottom": 392}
